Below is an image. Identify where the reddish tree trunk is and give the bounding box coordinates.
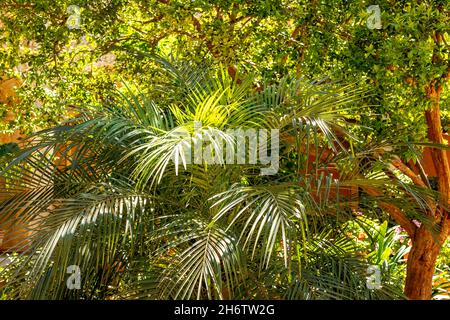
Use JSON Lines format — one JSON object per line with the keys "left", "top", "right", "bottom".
{"left": 404, "top": 227, "right": 442, "bottom": 299}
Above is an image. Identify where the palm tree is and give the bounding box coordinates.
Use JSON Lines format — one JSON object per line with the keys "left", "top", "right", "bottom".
{"left": 0, "top": 57, "right": 429, "bottom": 299}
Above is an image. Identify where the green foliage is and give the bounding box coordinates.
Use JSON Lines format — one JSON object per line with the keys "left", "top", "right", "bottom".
{"left": 2, "top": 0, "right": 447, "bottom": 142}
{"left": 0, "top": 143, "right": 19, "bottom": 174}
{"left": 0, "top": 0, "right": 448, "bottom": 300}
{"left": 1, "top": 61, "right": 427, "bottom": 299}
{"left": 434, "top": 239, "right": 450, "bottom": 299}
{"left": 0, "top": 143, "right": 19, "bottom": 158}
{"left": 344, "top": 217, "right": 409, "bottom": 283}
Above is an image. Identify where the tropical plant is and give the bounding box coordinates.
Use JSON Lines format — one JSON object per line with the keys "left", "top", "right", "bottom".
{"left": 0, "top": 58, "right": 436, "bottom": 300}
{"left": 344, "top": 217, "right": 410, "bottom": 286}
{"left": 2, "top": 1, "right": 449, "bottom": 300}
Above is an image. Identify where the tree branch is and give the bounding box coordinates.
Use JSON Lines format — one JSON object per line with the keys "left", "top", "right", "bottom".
{"left": 362, "top": 185, "right": 417, "bottom": 238}
{"left": 391, "top": 156, "right": 426, "bottom": 187}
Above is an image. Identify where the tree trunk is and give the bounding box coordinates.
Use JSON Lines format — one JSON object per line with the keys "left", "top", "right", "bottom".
{"left": 404, "top": 227, "right": 442, "bottom": 300}
{"left": 403, "top": 82, "right": 450, "bottom": 300}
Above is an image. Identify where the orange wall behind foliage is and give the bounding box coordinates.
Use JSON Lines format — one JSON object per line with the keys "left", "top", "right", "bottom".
{"left": 0, "top": 76, "right": 28, "bottom": 252}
